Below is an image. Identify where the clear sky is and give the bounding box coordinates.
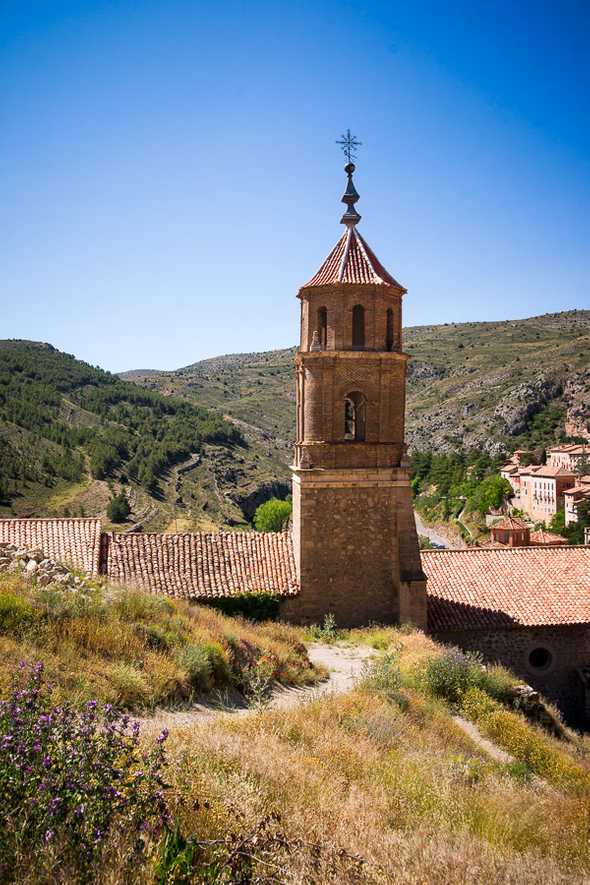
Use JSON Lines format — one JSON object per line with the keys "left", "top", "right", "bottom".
{"left": 1, "top": 1, "right": 589, "bottom": 372}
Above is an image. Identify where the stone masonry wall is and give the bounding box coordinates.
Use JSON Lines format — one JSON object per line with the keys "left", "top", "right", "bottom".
{"left": 287, "top": 466, "right": 427, "bottom": 628}
{"left": 434, "top": 624, "right": 590, "bottom": 726}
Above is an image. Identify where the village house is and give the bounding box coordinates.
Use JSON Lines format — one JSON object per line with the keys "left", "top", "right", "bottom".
{"left": 547, "top": 443, "right": 590, "bottom": 472}
{"left": 564, "top": 475, "right": 590, "bottom": 527}
{"left": 518, "top": 464, "right": 575, "bottom": 525}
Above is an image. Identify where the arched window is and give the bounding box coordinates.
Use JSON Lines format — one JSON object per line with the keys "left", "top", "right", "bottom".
{"left": 317, "top": 307, "right": 328, "bottom": 349}
{"left": 386, "top": 308, "right": 394, "bottom": 351}
{"left": 344, "top": 391, "right": 366, "bottom": 442}
{"left": 352, "top": 304, "right": 365, "bottom": 349}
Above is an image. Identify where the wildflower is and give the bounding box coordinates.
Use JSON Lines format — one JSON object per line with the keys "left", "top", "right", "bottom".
{"left": 156, "top": 728, "right": 169, "bottom": 744}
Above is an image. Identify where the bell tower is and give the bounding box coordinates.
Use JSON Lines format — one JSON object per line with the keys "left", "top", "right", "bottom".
{"left": 286, "top": 136, "right": 427, "bottom": 627}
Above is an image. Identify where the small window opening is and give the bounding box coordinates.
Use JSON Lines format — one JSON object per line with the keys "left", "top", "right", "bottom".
{"left": 352, "top": 304, "right": 365, "bottom": 349}
{"left": 318, "top": 307, "right": 327, "bottom": 349}
{"left": 528, "top": 647, "right": 553, "bottom": 671}
{"left": 386, "top": 308, "right": 394, "bottom": 351}
{"left": 344, "top": 391, "right": 366, "bottom": 441}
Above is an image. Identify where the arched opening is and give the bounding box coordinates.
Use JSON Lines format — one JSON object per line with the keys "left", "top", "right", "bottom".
{"left": 344, "top": 391, "right": 366, "bottom": 441}
{"left": 386, "top": 308, "right": 394, "bottom": 351}
{"left": 352, "top": 304, "right": 365, "bottom": 350}
{"left": 317, "top": 306, "right": 328, "bottom": 349}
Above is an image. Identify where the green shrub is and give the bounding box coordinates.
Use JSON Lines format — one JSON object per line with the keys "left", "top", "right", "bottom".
{"left": 176, "top": 644, "right": 214, "bottom": 690}
{"left": 0, "top": 591, "right": 34, "bottom": 632}
{"left": 253, "top": 498, "right": 292, "bottom": 532}
{"left": 423, "top": 648, "right": 482, "bottom": 705}
{"left": 107, "top": 490, "right": 131, "bottom": 523}
{"left": 424, "top": 649, "right": 515, "bottom": 708}
{"left": 306, "top": 613, "right": 341, "bottom": 643}
{"left": 204, "top": 591, "right": 281, "bottom": 622}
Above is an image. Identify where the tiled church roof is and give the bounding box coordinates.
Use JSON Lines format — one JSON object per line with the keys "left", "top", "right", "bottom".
{"left": 105, "top": 530, "right": 298, "bottom": 599}
{"left": 422, "top": 546, "right": 590, "bottom": 632}
{"left": 0, "top": 518, "right": 102, "bottom": 574}
{"left": 302, "top": 227, "right": 405, "bottom": 290}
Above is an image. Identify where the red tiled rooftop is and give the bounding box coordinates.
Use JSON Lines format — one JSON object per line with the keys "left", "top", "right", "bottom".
{"left": 422, "top": 546, "right": 590, "bottom": 632}
{"left": 522, "top": 465, "right": 574, "bottom": 478}
{"left": 302, "top": 227, "right": 405, "bottom": 290}
{"left": 491, "top": 516, "right": 528, "bottom": 531}
{"left": 105, "top": 530, "right": 298, "bottom": 599}
{"left": 529, "top": 530, "right": 569, "bottom": 546}
{"left": 0, "top": 518, "right": 102, "bottom": 574}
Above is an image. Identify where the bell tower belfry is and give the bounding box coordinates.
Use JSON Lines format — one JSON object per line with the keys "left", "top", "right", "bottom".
{"left": 286, "top": 138, "right": 427, "bottom": 627}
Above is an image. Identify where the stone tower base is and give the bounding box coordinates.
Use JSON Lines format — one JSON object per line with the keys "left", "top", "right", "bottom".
{"left": 282, "top": 466, "right": 427, "bottom": 629}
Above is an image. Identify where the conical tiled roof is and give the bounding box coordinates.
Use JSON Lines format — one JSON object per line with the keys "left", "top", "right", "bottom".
{"left": 302, "top": 226, "right": 405, "bottom": 291}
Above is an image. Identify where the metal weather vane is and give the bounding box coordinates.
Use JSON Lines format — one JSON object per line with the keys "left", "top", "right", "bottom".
{"left": 336, "top": 129, "right": 362, "bottom": 165}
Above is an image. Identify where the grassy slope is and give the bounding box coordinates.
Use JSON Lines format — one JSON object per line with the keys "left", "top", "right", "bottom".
{"left": 4, "top": 568, "right": 590, "bottom": 882}
{"left": 123, "top": 311, "right": 590, "bottom": 464}
{"left": 0, "top": 572, "right": 318, "bottom": 710}
{"left": 156, "top": 628, "right": 590, "bottom": 884}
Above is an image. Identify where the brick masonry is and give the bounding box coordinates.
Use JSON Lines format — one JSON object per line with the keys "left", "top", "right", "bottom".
{"left": 289, "top": 225, "right": 428, "bottom": 628}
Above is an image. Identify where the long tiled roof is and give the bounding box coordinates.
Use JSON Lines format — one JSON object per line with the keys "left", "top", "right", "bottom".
{"left": 105, "top": 531, "right": 298, "bottom": 599}
{"left": 0, "top": 518, "right": 102, "bottom": 574}
{"left": 423, "top": 547, "right": 590, "bottom": 632}
{"left": 302, "top": 227, "right": 405, "bottom": 290}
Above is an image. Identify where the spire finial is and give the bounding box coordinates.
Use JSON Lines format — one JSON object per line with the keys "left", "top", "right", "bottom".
{"left": 336, "top": 129, "right": 362, "bottom": 228}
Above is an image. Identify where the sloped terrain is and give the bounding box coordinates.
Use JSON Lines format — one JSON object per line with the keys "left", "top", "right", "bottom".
{"left": 0, "top": 340, "right": 287, "bottom": 529}
{"left": 123, "top": 310, "right": 590, "bottom": 462}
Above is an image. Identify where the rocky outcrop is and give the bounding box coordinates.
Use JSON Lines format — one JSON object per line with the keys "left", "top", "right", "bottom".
{"left": 232, "top": 482, "right": 291, "bottom": 522}
{"left": 564, "top": 368, "right": 590, "bottom": 441}
{"left": 0, "top": 543, "right": 91, "bottom": 590}
{"left": 493, "top": 374, "right": 563, "bottom": 436}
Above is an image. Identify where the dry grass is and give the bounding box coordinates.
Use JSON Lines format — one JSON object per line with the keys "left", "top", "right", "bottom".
{"left": 136, "top": 628, "right": 590, "bottom": 883}
{"left": 156, "top": 685, "right": 589, "bottom": 883}
{"left": 0, "top": 573, "right": 319, "bottom": 710}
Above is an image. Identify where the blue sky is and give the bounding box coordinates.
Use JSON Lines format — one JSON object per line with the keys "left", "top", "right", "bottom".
{"left": 1, "top": 1, "right": 588, "bottom": 371}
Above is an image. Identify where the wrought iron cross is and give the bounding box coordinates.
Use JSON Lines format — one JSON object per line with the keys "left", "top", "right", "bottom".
{"left": 336, "top": 129, "right": 362, "bottom": 164}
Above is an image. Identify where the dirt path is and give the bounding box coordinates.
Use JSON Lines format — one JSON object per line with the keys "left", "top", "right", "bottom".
{"left": 141, "top": 644, "right": 516, "bottom": 771}
{"left": 453, "top": 715, "right": 514, "bottom": 764}
{"left": 141, "top": 643, "right": 375, "bottom": 734}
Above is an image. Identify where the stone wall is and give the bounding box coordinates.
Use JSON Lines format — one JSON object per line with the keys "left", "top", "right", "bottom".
{"left": 286, "top": 466, "right": 427, "bottom": 628}
{"left": 434, "top": 624, "right": 590, "bottom": 726}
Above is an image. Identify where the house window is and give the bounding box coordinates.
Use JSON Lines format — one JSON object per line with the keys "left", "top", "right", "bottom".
{"left": 386, "top": 308, "right": 394, "bottom": 351}
{"left": 344, "top": 391, "right": 366, "bottom": 441}
{"left": 352, "top": 305, "right": 365, "bottom": 349}
{"left": 317, "top": 307, "right": 328, "bottom": 349}
{"left": 528, "top": 647, "right": 553, "bottom": 671}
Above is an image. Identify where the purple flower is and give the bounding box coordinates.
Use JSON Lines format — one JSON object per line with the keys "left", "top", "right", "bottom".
{"left": 156, "top": 728, "right": 168, "bottom": 744}
{"left": 43, "top": 830, "right": 54, "bottom": 844}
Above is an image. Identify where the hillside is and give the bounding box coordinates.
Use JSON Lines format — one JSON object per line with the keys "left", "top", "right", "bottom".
{"left": 4, "top": 563, "right": 590, "bottom": 883}
{"left": 122, "top": 310, "right": 590, "bottom": 462}
{"left": 0, "top": 340, "right": 288, "bottom": 530}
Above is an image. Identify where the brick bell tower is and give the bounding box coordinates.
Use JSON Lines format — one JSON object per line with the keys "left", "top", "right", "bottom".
{"left": 285, "top": 137, "right": 427, "bottom": 628}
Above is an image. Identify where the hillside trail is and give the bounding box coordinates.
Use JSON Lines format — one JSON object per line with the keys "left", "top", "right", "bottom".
{"left": 141, "top": 642, "right": 374, "bottom": 735}
{"left": 141, "top": 643, "right": 515, "bottom": 767}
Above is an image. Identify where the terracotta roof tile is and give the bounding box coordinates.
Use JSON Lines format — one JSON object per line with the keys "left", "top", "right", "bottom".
{"left": 105, "top": 531, "right": 298, "bottom": 599}
{"left": 491, "top": 516, "right": 528, "bottom": 531}
{"left": 521, "top": 465, "right": 574, "bottom": 478}
{"left": 0, "top": 518, "right": 102, "bottom": 574}
{"left": 302, "top": 227, "right": 405, "bottom": 290}
{"left": 529, "top": 530, "right": 569, "bottom": 546}
{"left": 422, "top": 547, "right": 590, "bottom": 631}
